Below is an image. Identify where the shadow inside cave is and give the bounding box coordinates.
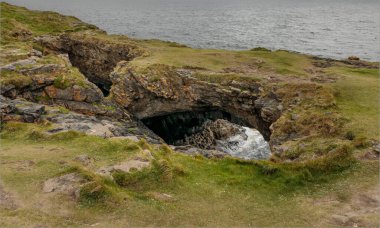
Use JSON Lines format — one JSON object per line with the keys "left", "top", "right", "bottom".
{"left": 141, "top": 109, "right": 250, "bottom": 146}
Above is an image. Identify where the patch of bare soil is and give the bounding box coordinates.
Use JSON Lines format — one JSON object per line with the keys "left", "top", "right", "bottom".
{"left": 0, "top": 180, "right": 20, "bottom": 210}
{"left": 329, "top": 186, "right": 380, "bottom": 227}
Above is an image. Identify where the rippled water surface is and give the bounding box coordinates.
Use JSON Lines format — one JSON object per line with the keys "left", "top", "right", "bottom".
{"left": 5, "top": 0, "right": 380, "bottom": 61}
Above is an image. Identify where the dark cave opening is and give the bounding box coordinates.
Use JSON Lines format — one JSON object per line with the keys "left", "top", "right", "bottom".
{"left": 65, "top": 53, "right": 113, "bottom": 97}
{"left": 141, "top": 109, "right": 249, "bottom": 145}
{"left": 94, "top": 82, "right": 111, "bottom": 97}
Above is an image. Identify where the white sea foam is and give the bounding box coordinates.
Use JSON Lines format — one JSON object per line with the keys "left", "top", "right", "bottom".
{"left": 216, "top": 126, "right": 271, "bottom": 160}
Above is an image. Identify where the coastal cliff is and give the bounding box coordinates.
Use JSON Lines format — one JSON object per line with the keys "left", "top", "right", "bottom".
{"left": 0, "top": 3, "right": 379, "bottom": 227}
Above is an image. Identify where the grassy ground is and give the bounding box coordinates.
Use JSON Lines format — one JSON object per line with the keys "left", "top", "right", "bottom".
{"left": 0, "top": 2, "right": 96, "bottom": 43}
{"left": 0, "top": 123, "right": 378, "bottom": 227}
{"left": 133, "top": 39, "right": 313, "bottom": 79}
{"left": 327, "top": 67, "right": 380, "bottom": 139}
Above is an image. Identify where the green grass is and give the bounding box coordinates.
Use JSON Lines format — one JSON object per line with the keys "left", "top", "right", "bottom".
{"left": 193, "top": 72, "right": 261, "bottom": 84}
{"left": 243, "top": 49, "right": 312, "bottom": 76}
{"left": 0, "top": 2, "right": 97, "bottom": 43}
{"left": 131, "top": 39, "right": 313, "bottom": 79}
{"left": 0, "top": 69, "right": 32, "bottom": 88}
{"left": 328, "top": 66, "right": 380, "bottom": 139}
{"left": 0, "top": 49, "right": 90, "bottom": 91}
{"left": 0, "top": 122, "right": 378, "bottom": 227}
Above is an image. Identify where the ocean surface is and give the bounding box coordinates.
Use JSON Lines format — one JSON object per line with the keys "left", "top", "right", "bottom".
{"left": 5, "top": 0, "right": 380, "bottom": 61}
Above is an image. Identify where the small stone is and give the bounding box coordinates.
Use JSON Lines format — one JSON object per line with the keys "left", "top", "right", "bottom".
{"left": 74, "top": 155, "right": 92, "bottom": 166}
{"left": 147, "top": 192, "right": 174, "bottom": 202}
{"left": 373, "top": 143, "right": 380, "bottom": 154}
{"left": 277, "top": 104, "right": 283, "bottom": 111}
{"left": 30, "top": 49, "right": 43, "bottom": 57}
{"left": 291, "top": 114, "right": 299, "bottom": 121}
{"left": 348, "top": 56, "right": 360, "bottom": 61}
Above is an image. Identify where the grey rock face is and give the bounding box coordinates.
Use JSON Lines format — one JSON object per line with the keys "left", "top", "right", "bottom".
{"left": 0, "top": 95, "right": 45, "bottom": 123}
{"left": 0, "top": 57, "right": 38, "bottom": 71}
{"left": 36, "top": 33, "right": 145, "bottom": 88}
{"left": 186, "top": 119, "right": 240, "bottom": 149}
{"left": 0, "top": 96, "right": 159, "bottom": 142}
{"left": 110, "top": 64, "right": 282, "bottom": 140}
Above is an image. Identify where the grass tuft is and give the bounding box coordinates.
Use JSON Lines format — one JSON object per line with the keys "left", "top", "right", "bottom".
{"left": 79, "top": 182, "right": 109, "bottom": 205}
{"left": 345, "top": 131, "right": 355, "bottom": 140}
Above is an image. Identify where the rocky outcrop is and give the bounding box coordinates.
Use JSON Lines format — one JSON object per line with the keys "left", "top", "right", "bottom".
{"left": 110, "top": 63, "right": 282, "bottom": 140}
{"left": 0, "top": 95, "right": 159, "bottom": 140}
{"left": 36, "top": 32, "right": 146, "bottom": 93}
{"left": 186, "top": 119, "right": 240, "bottom": 149}
{"left": 0, "top": 95, "right": 45, "bottom": 123}
{"left": 0, "top": 46, "right": 127, "bottom": 117}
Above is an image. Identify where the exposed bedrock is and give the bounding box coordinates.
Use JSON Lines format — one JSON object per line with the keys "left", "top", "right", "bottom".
{"left": 36, "top": 32, "right": 145, "bottom": 95}
{"left": 110, "top": 63, "right": 283, "bottom": 142}
{"left": 0, "top": 95, "right": 159, "bottom": 141}
{"left": 0, "top": 49, "right": 125, "bottom": 118}
{"left": 30, "top": 34, "right": 281, "bottom": 147}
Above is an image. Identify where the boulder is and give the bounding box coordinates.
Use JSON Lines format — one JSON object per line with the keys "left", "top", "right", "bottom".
{"left": 43, "top": 173, "right": 87, "bottom": 198}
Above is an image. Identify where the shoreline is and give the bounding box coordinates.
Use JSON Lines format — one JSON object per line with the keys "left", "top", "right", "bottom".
{"left": 3, "top": 0, "right": 379, "bottom": 62}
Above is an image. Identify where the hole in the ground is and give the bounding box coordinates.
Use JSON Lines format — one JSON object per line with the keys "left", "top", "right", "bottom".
{"left": 141, "top": 109, "right": 251, "bottom": 146}
{"left": 65, "top": 53, "right": 113, "bottom": 97}
{"left": 142, "top": 108, "right": 272, "bottom": 160}
{"left": 94, "top": 82, "right": 111, "bottom": 96}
